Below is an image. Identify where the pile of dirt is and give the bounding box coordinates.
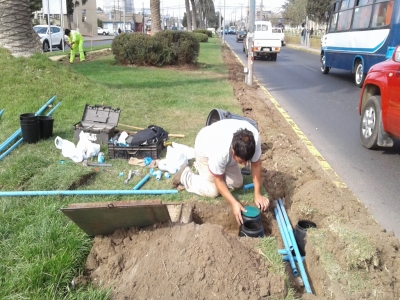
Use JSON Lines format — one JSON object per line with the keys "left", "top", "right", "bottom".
{"left": 74, "top": 44, "right": 400, "bottom": 299}
{"left": 83, "top": 221, "right": 285, "bottom": 299}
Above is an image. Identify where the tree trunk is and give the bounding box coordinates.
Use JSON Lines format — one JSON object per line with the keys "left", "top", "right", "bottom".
{"left": 0, "top": 0, "right": 42, "bottom": 57}
{"left": 190, "top": 0, "right": 197, "bottom": 30}
{"left": 185, "top": 0, "right": 192, "bottom": 31}
{"left": 150, "top": 0, "right": 162, "bottom": 34}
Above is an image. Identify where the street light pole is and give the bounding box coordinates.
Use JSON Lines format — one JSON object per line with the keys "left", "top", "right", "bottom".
{"left": 246, "top": 0, "right": 255, "bottom": 87}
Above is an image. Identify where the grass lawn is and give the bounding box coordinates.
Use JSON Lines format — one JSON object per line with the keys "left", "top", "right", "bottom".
{"left": 0, "top": 38, "right": 270, "bottom": 299}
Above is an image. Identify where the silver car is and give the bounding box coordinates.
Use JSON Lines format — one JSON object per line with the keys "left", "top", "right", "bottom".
{"left": 33, "top": 25, "right": 64, "bottom": 52}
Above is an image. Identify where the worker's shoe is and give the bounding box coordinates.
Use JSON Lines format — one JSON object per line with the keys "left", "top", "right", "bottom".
{"left": 172, "top": 163, "right": 188, "bottom": 188}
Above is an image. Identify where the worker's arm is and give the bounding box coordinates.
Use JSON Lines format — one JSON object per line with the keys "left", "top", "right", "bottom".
{"left": 251, "top": 159, "right": 269, "bottom": 211}
{"left": 213, "top": 174, "right": 246, "bottom": 225}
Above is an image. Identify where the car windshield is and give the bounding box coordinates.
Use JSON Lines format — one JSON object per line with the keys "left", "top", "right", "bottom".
{"left": 33, "top": 27, "right": 48, "bottom": 34}
{"left": 237, "top": 31, "right": 245, "bottom": 35}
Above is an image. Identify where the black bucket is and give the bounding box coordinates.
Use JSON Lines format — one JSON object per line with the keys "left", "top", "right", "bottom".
{"left": 294, "top": 220, "right": 317, "bottom": 256}
{"left": 20, "top": 118, "right": 40, "bottom": 144}
{"left": 20, "top": 113, "right": 37, "bottom": 120}
{"left": 38, "top": 116, "right": 54, "bottom": 139}
{"left": 206, "top": 108, "right": 258, "bottom": 129}
{"left": 239, "top": 220, "right": 265, "bottom": 238}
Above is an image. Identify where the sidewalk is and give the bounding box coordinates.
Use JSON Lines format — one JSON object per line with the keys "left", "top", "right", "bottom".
{"left": 286, "top": 43, "right": 320, "bottom": 55}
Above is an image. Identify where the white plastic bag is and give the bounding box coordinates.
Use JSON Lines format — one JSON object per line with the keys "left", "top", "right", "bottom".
{"left": 54, "top": 133, "right": 100, "bottom": 163}
{"left": 54, "top": 136, "right": 84, "bottom": 163}
{"left": 77, "top": 131, "right": 100, "bottom": 159}
{"left": 158, "top": 145, "right": 189, "bottom": 174}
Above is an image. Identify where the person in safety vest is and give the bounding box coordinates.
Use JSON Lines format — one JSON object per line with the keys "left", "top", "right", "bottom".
{"left": 65, "top": 29, "right": 85, "bottom": 63}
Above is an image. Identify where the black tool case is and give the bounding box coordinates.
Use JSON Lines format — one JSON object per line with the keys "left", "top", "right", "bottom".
{"left": 73, "top": 104, "right": 121, "bottom": 144}
{"left": 108, "top": 132, "right": 165, "bottom": 160}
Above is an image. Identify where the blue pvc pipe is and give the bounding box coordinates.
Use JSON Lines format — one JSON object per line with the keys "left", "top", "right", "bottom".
{"left": 283, "top": 255, "right": 305, "bottom": 262}
{"left": 275, "top": 203, "right": 294, "bottom": 251}
{"left": 0, "top": 108, "right": 4, "bottom": 117}
{"left": 275, "top": 207, "right": 298, "bottom": 277}
{"left": 243, "top": 183, "right": 254, "bottom": 190}
{"left": 0, "top": 189, "right": 178, "bottom": 197}
{"left": 0, "top": 138, "right": 23, "bottom": 161}
{"left": 278, "top": 249, "right": 288, "bottom": 255}
{"left": 278, "top": 198, "right": 312, "bottom": 294}
{"left": 0, "top": 102, "right": 61, "bottom": 161}
{"left": 132, "top": 174, "right": 151, "bottom": 190}
{"left": 0, "top": 95, "right": 56, "bottom": 153}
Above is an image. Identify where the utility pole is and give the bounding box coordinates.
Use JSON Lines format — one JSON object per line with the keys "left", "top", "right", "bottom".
{"left": 240, "top": 4, "right": 243, "bottom": 28}
{"left": 246, "top": 0, "right": 255, "bottom": 87}
{"left": 223, "top": 0, "right": 225, "bottom": 44}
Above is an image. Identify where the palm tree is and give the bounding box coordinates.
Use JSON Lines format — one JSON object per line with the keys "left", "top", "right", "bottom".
{"left": 190, "top": 0, "right": 197, "bottom": 30}
{"left": 185, "top": 0, "right": 192, "bottom": 31}
{"left": 150, "top": 0, "right": 162, "bottom": 34}
{"left": 0, "top": 0, "right": 42, "bottom": 57}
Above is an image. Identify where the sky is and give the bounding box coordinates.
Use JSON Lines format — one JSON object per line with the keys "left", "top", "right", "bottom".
{"left": 96, "top": 0, "right": 286, "bottom": 19}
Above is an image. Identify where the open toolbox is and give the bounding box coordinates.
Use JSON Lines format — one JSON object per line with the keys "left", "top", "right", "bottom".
{"left": 73, "top": 104, "right": 121, "bottom": 144}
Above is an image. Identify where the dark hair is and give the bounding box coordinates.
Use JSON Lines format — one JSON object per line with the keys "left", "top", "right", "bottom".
{"left": 65, "top": 29, "right": 71, "bottom": 35}
{"left": 231, "top": 128, "right": 255, "bottom": 161}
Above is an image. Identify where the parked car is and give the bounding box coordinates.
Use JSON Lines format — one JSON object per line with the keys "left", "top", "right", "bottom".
{"left": 33, "top": 25, "right": 64, "bottom": 52}
{"left": 236, "top": 30, "right": 246, "bottom": 42}
{"left": 358, "top": 45, "right": 400, "bottom": 149}
{"left": 97, "top": 27, "right": 110, "bottom": 35}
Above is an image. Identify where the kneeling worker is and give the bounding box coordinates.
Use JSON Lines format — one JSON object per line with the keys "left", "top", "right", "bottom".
{"left": 172, "top": 119, "right": 269, "bottom": 225}
{"left": 65, "top": 29, "right": 85, "bottom": 63}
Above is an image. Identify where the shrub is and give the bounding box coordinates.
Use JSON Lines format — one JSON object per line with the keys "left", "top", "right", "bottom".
{"left": 193, "top": 29, "right": 212, "bottom": 37}
{"left": 194, "top": 33, "right": 208, "bottom": 43}
{"left": 111, "top": 31, "right": 200, "bottom": 66}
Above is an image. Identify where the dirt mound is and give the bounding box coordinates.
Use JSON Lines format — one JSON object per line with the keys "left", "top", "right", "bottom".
{"left": 82, "top": 223, "right": 285, "bottom": 299}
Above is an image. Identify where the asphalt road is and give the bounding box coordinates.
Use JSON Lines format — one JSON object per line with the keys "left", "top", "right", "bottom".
{"left": 225, "top": 34, "right": 400, "bottom": 239}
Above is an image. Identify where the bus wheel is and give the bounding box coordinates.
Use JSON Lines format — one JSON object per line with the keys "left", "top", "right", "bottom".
{"left": 320, "top": 54, "right": 330, "bottom": 74}
{"left": 355, "top": 61, "right": 365, "bottom": 88}
{"left": 360, "top": 96, "right": 380, "bottom": 149}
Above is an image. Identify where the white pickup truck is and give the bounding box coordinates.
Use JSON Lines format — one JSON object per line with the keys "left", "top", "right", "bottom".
{"left": 272, "top": 28, "right": 285, "bottom": 46}
{"left": 243, "top": 21, "right": 281, "bottom": 61}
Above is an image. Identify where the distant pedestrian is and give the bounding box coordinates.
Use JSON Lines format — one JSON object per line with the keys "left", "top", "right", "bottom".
{"left": 118, "top": 28, "right": 122, "bottom": 34}
{"left": 310, "top": 27, "right": 314, "bottom": 37}
{"left": 65, "top": 29, "right": 85, "bottom": 63}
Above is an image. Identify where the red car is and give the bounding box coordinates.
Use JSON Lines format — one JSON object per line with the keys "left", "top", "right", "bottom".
{"left": 358, "top": 45, "right": 400, "bottom": 149}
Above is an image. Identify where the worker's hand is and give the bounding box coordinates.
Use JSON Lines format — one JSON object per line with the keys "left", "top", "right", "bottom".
{"left": 255, "top": 194, "right": 269, "bottom": 212}
{"left": 232, "top": 201, "right": 247, "bottom": 225}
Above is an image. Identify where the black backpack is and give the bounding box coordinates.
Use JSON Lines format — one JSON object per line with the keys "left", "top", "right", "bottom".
{"left": 130, "top": 125, "right": 168, "bottom": 146}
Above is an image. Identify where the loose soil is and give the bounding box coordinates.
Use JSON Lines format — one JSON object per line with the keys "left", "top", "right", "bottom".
{"left": 74, "top": 45, "right": 400, "bottom": 299}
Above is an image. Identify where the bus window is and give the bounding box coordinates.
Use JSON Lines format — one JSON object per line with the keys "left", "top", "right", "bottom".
{"left": 371, "top": 1, "right": 393, "bottom": 27}
{"left": 352, "top": 6, "right": 373, "bottom": 29}
{"left": 337, "top": 10, "right": 353, "bottom": 30}
{"left": 329, "top": 13, "right": 338, "bottom": 32}
{"left": 341, "top": 0, "right": 349, "bottom": 10}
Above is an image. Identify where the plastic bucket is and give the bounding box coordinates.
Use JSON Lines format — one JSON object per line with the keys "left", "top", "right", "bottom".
{"left": 38, "top": 116, "right": 54, "bottom": 139}
{"left": 206, "top": 108, "right": 258, "bottom": 129}
{"left": 239, "top": 220, "right": 264, "bottom": 238}
{"left": 20, "top": 113, "right": 37, "bottom": 120}
{"left": 294, "top": 220, "right": 317, "bottom": 256}
{"left": 20, "top": 118, "right": 40, "bottom": 144}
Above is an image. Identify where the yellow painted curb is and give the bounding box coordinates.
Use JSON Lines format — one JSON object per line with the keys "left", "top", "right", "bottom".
{"left": 226, "top": 42, "right": 347, "bottom": 189}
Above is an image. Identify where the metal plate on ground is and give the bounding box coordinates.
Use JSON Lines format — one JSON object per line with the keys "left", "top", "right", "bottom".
{"left": 61, "top": 200, "right": 171, "bottom": 236}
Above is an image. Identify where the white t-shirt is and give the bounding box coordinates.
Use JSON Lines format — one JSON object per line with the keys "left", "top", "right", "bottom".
{"left": 194, "top": 119, "right": 261, "bottom": 175}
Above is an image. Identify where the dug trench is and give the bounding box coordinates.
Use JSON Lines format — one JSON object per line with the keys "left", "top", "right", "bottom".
{"left": 74, "top": 45, "right": 400, "bottom": 299}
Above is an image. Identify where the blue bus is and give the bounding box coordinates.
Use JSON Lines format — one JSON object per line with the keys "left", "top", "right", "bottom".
{"left": 320, "top": 0, "right": 399, "bottom": 87}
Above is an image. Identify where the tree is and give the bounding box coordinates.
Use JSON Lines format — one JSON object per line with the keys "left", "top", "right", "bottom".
{"left": 28, "top": 0, "right": 42, "bottom": 16}
{"left": 185, "top": 0, "right": 192, "bottom": 31}
{"left": 190, "top": 0, "right": 197, "bottom": 30}
{"left": 306, "top": 0, "right": 331, "bottom": 23}
{"left": 150, "top": 0, "right": 161, "bottom": 33}
{"left": 0, "top": 0, "right": 42, "bottom": 57}
{"left": 282, "top": 0, "right": 307, "bottom": 27}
